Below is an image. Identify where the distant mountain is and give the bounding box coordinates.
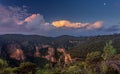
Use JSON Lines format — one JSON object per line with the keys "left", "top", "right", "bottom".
{"left": 0, "top": 34, "right": 120, "bottom": 49}
{"left": 0, "top": 34, "right": 81, "bottom": 49}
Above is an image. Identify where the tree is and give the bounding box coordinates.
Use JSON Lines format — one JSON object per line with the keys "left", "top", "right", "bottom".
{"left": 86, "top": 51, "right": 102, "bottom": 64}
{"left": 2, "top": 67, "right": 14, "bottom": 74}
{"left": 84, "top": 51, "right": 102, "bottom": 74}
{"left": 0, "top": 58, "right": 8, "bottom": 73}
{"left": 102, "top": 40, "right": 116, "bottom": 61}
{"left": 101, "top": 41, "right": 120, "bottom": 74}
{"left": 14, "top": 62, "right": 36, "bottom": 74}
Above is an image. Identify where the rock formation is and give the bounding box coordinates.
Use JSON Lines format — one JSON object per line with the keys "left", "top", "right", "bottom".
{"left": 4, "top": 43, "right": 72, "bottom": 66}
{"left": 44, "top": 47, "right": 56, "bottom": 62}
{"left": 34, "top": 46, "right": 72, "bottom": 65}
{"left": 34, "top": 46, "right": 41, "bottom": 57}
{"left": 6, "top": 44, "right": 25, "bottom": 61}
{"left": 57, "top": 48, "right": 72, "bottom": 66}
{"left": 10, "top": 49, "right": 25, "bottom": 60}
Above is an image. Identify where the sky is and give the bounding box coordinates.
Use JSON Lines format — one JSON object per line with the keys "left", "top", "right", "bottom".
{"left": 0, "top": 0, "right": 120, "bottom": 36}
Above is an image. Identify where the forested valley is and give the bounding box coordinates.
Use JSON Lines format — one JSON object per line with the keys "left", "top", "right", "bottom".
{"left": 0, "top": 34, "right": 120, "bottom": 74}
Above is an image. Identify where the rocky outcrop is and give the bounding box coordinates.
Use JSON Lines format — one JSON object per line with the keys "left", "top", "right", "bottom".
{"left": 34, "top": 46, "right": 41, "bottom": 57}
{"left": 34, "top": 47, "right": 57, "bottom": 62}
{"left": 5, "top": 44, "right": 25, "bottom": 61}
{"left": 3, "top": 43, "right": 72, "bottom": 66}
{"left": 43, "top": 47, "right": 56, "bottom": 62}
{"left": 34, "top": 46, "right": 72, "bottom": 64}
{"left": 10, "top": 49, "right": 25, "bottom": 60}
{"left": 57, "top": 48, "right": 72, "bottom": 65}
{"left": 64, "top": 53, "right": 72, "bottom": 64}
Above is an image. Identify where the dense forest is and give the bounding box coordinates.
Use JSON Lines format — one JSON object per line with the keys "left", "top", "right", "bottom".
{"left": 0, "top": 34, "right": 120, "bottom": 74}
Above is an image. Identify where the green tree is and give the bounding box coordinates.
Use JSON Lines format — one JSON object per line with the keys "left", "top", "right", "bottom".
{"left": 0, "top": 58, "right": 8, "bottom": 73}
{"left": 102, "top": 40, "right": 116, "bottom": 61}
{"left": 84, "top": 51, "right": 102, "bottom": 74}
{"left": 63, "top": 65, "right": 81, "bottom": 74}
{"left": 35, "top": 69, "right": 44, "bottom": 74}
{"left": 3, "top": 67, "right": 14, "bottom": 74}
{"left": 101, "top": 41, "right": 120, "bottom": 74}
{"left": 14, "top": 62, "right": 36, "bottom": 74}
{"left": 86, "top": 51, "right": 102, "bottom": 64}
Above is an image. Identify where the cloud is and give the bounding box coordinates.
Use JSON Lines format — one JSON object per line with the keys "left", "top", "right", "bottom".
{"left": 0, "top": 4, "right": 29, "bottom": 25}
{"left": 18, "top": 14, "right": 54, "bottom": 32}
{"left": 0, "top": 4, "right": 52, "bottom": 35}
{"left": 86, "top": 21, "right": 103, "bottom": 30}
{"left": 52, "top": 20, "right": 88, "bottom": 28}
{"left": 18, "top": 14, "right": 44, "bottom": 25}
{"left": 52, "top": 20, "right": 103, "bottom": 30}
{"left": 0, "top": 4, "right": 119, "bottom": 36}
{"left": 104, "top": 25, "right": 120, "bottom": 32}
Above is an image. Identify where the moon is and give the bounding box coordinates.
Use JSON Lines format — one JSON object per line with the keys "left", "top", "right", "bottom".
{"left": 104, "top": 3, "right": 106, "bottom": 6}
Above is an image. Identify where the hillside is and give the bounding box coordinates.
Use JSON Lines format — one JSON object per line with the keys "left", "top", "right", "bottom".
{"left": 0, "top": 34, "right": 120, "bottom": 74}
{"left": 0, "top": 34, "right": 120, "bottom": 58}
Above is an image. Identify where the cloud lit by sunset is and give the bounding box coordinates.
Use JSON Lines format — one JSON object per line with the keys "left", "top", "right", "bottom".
{"left": 52, "top": 20, "right": 103, "bottom": 30}
{"left": 52, "top": 20, "right": 88, "bottom": 28}
{"left": 0, "top": 0, "right": 120, "bottom": 36}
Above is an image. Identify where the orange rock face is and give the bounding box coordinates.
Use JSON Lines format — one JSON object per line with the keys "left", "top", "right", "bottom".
{"left": 44, "top": 47, "right": 57, "bottom": 62}
{"left": 64, "top": 54, "right": 72, "bottom": 64}
{"left": 34, "top": 46, "right": 41, "bottom": 57}
{"left": 34, "top": 46, "right": 72, "bottom": 64}
{"left": 57, "top": 48, "right": 72, "bottom": 65}
{"left": 10, "top": 49, "right": 25, "bottom": 60}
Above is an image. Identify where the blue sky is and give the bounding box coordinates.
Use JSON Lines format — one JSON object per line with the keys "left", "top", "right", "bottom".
{"left": 0, "top": 0, "right": 120, "bottom": 36}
